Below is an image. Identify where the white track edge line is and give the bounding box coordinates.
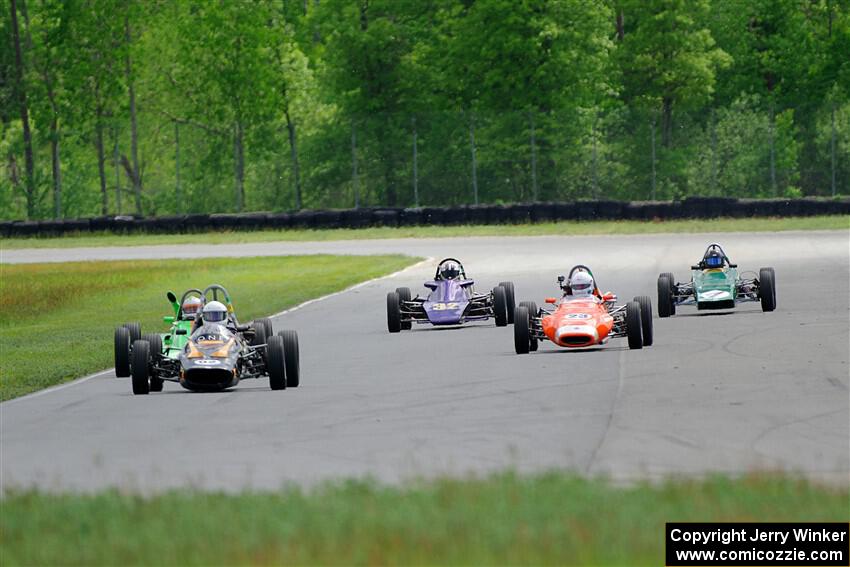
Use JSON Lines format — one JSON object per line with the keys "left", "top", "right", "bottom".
{"left": 1, "top": 256, "right": 433, "bottom": 407}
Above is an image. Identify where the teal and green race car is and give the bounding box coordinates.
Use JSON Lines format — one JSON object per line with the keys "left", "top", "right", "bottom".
{"left": 656, "top": 243, "right": 776, "bottom": 317}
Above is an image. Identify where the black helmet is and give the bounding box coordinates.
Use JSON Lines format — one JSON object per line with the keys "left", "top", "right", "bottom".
{"left": 440, "top": 261, "right": 461, "bottom": 280}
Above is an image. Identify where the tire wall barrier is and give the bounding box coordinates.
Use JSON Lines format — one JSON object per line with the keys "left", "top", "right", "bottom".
{"left": 1, "top": 197, "right": 848, "bottom": 238}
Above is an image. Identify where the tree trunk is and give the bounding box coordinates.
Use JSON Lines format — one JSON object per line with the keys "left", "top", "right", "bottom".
{"left": 96, "top": 115, "right": 108, "bottom": 215}
{"left": 50, "top": 115, "right": 62, "bottom": 218}
{"left": 9, "top": 0, "right": 36, "bottom": 219}
{"left": 661, "top": 96, "right": 673, "bottom": 147}
{"left": 233, "top": 121, "right": 244, "bottom": 212}
{"left": 616, "top": 9, "right": 624, "bottom": 40}
{"left": 124, "top": 11, "right": 143, "bottom": 215}
{"left": 284, "top": 107, "right": 301, "bottom": 210}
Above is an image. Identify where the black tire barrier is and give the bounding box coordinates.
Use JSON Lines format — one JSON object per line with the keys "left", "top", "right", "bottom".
{"left": 3, "top": 197, "right": 847, "bottom": 238}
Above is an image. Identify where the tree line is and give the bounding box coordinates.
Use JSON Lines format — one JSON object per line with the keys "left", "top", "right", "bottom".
{"left": 2, "top": 0, "right": 848, "bottom": 220}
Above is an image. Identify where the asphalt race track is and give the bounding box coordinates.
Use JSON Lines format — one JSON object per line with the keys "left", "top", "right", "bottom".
{"left": 1, "top": 231, "right": 848, "bottom": 492}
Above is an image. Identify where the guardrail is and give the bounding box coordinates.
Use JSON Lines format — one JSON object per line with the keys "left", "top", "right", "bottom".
{"left": 1, "top": 197, "right": 848, "bottom": 238}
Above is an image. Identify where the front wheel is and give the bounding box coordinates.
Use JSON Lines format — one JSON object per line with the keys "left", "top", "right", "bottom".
{"left": 256, "top": 317, "right": 274, "bottom": 339}
{"left": 625, "top": 301, "right": 643, "bottom": 350}
{"left": 633, "top": 296, "right": 653, "bottom": 346}
{"left": 278, "top": 330, "right": 300, "bottom": 388}
{"left": 498, "top": 281, "right": 516, "bottom": 323}
{"left": 387, "top": 292, "right": 402, "bottom": 333}
{"left": 267, "top": 335, "right": 286, "bottom": 390}
{"left": 513, "top": 306, "right": 531, "bottom": 354}
{"left": 395, "top": 287, "right": 412, "bottom": 330}
{"left": 657, "top": 275, "right": 674, "bottom": 318}
{"left": 131, "top": 339, "right": 151, "bottom": 395}
{"left": 759, "top": 268, "right": 776, "bottom": 312}
{"left": 518, "top": 301, "right": 539, "bottom": 351}
{"left": 142, "top": 334, "right": 164, "bottom": 391}
{"left": 493, "top": 286, "right": 508, "bottom": 327}
{"left": 114, "top": 326, "right": 131, "bottom": 378}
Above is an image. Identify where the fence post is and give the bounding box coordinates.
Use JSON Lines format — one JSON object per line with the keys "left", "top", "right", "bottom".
{"left": 175, "top": 121, "right": 182, "bottom": 214}
{"left": 530, "top": 111, "right": 538, "bottom": 202}
{"left": 650, "top": 116, "right": 657, "bottom": 201}
{"left": 831, "top": 104, "right": 837, "bottom": 197}
{"left": 352, "top": 121, "right": 360, "bottom": 209}
{"left": 412, "top": 116, "right": 419, "bottom": 207}
{"left": 113, "top": 128, "right": 121, "bottom": 215}
{"left": 469, "top": 114, "right": 479, "bottom": 205}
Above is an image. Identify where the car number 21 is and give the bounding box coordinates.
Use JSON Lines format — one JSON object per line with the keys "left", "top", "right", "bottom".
{"left": 431, "top": 302, "right": 460, "bottom": 310}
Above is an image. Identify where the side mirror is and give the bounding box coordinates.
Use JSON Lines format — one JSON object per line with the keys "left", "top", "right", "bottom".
{"left": 545, "top": 297, "right": 557, "bottom": 304}
{"left": 175, "top": 329, "right": 187, "bottom": 336}
{"left": 691, "top": 265, "right": 700, "bottom": 270}
{"left": 602, "top": 292, "right": 616, "bottom": 301}
{"left": 163, "top": 316, "right": 175, "bottom": 324}
{"left": 557, "top": 275, "right": 565, "bottom": 283}
{"left": 167, "top": 291, "right": 177, "bottom": 303}
{"left": 729, "top": 264, "right": 737, "bottom": 268}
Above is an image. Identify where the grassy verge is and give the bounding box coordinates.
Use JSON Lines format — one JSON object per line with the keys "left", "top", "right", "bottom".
{"left": 0, "top": 255, "right": 416, "bottom": 401}
{"left": 1, "top": 473, "right": 847, "bottom": 566}
{"left": 1, "top": 216, "right": 847, "bottom": 249}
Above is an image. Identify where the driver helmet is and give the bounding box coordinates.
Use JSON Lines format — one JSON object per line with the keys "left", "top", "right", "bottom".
{"left": 569, "top": 271, "right": 595, "bottom": 297}
{"left": 202, "top": 300, "right": 228, "bottom": 323}
{"left": 440, "top": 261, "right": 461, "bottom": 280}
{"left": 182, "top": 296, "right": 202, "bottom": 317}
{"left": 704, "top": 250, "right": 724, "bottom": 268}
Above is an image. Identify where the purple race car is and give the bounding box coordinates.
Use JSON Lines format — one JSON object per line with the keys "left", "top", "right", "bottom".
{"left": 386, "top": 258, "right": 516, "bottom": 332}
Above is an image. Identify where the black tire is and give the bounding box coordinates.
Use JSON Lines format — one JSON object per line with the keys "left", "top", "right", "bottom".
{"left": 493, "top": 286, "right": 508, "bottom": 327}
{"left": 514, "top": 306, "right": 531, "bottom": 354}
{"left": 625, "top": 301, "right": 643, "bottom": 350}
{"left": 396, "top": 287, "right": 412, "bottom": 330}
{"left": 633, "top": 296, "right": 653, "bottom": 346}
{"left": 114, "top": 326, "right": 131, "bottom": 378}
{"left": 267, "top": 335, "right": 286, "bottom": 390}
{"left": 124, "top": 322, "right": 141, "bottom": 343}
{"left": 131, "top": 339, "right": 151, "bottom": 395}
{"left": 759, "top": 268, "right": 776, "bottom": 312}
{"left": 518, "top": 301, "right": 539, "bottom": 350}
{"left": 498, "top": 281, "right": 516, "bottom": 323}
{"left": 278, "top": 330, "right": 300, "bottom": 388}
{"left": 657, "top": 275, "right": 674, "bottom": 318}
{"left": 387, "top": 291, "right": 402, "bottom": 333}
{"left": 142, "top": 333, "right": 164, "bottom": 391}
{"left": 251, "top": 321, "right": 268, "bottom": 347}
{"left": 255, "top": 317, "right": 274, "bottom": 339}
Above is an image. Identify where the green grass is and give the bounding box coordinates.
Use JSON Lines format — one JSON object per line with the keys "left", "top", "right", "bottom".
{"left": 1, "top": 216, "right": 847, "bottom": 249}
{"left": 0, "top": 255, "right": 417, "bottom": 401}
{"left": 1, "top": 473, "right": 846, "bottom": 566}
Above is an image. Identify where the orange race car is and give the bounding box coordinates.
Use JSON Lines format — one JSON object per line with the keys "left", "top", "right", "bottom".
{"left": 513, "top": 265, "right": 652, "bottom": 354}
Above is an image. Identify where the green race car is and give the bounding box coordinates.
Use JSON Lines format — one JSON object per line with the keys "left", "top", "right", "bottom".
{"left": 656, "top": 243, "right": 776, "bottom": 317}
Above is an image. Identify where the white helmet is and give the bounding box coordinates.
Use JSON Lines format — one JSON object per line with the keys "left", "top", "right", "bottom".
{"left": 182, "top": 296, "right": 202, "bottom": 318}
{"left": 570, "top": 271, "right": 595, "bottom": 297}
{"left": 202, "top": 300, "right": 228, "bottom": 323}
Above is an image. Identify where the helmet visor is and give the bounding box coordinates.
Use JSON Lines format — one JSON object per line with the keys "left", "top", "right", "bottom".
{"left": 571, "top": 282, "right": 592, "bottom": 290}
{"left": 706, "top": 255, "right": 723, "bottom": 267}
{"left": 204, "top": 310, "right": 227, "bottom": 322}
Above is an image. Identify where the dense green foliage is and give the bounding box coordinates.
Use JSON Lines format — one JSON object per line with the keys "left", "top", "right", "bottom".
{"left": 1, "top": 0, "right": 848, "bottom": 220}
{"left": 2, "top": 473, "right": 847, "bottom": 565}
{"left": 0, "top": 254, "right": 416, "bottom": 400}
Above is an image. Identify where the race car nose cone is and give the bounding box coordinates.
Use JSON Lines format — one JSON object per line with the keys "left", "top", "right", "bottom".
{"left": 556, "top": 325, "right": 599, "bottom": 347}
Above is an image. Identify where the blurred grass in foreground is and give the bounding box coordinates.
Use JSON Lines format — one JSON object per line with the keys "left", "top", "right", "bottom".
{"left": 0, "top": 255, "right": 416, "bottom": 400}
{"left": 1, "top": 472, "right": 847, "bottom": 566}
{"left": 1, "top": 215, "right": 847, "bottom": 249}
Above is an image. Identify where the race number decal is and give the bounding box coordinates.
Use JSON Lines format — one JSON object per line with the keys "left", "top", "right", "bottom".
{"left": 431, "top": 302, "right": 460, "bottom": 310}
{"left": 565, "top": 313, "right": 592, "bottom": 319}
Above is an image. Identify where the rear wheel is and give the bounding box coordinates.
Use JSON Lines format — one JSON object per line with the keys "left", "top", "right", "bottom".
{"left": 514, "top": 306, "right": 531, "bottom": 354}
{"left": 396, "top": 287, "right": 412, "bottom": 330}
{"left": 131, "top": 339, "right": 151, "bottom": 395}
{"left": 124, "top": 322, "right": 141, "bottom": 343}
{"left": 625, "top": 301, "right": 643, "bottom": 350}
{"left": 657, "top": 275, "right": 674, "bottom": 318}
{"left": 493, "top": 286, "right": 508, "bottom": 327}
{"left": 267, "top": 335, "right": 286, "bottom": 390}
{"left": 633, "top": 296, "right": 653, "bottom": 346}
{"left": 278, "top": 330, "right": 300, "bottom": 388}
{"left": 498, "top": 281, "right": 516, "bottom": 323}
{"left": 759, "top": 268, "right": 776, "bottom": 312}
{"left": 518, "top": 301, "right": 539, "bottom": 351}
{"left": 387, "top": 292, "right": 402, "bottom": 333}
{"left": 114, "top": 326, "right": 131, "bottom": 378}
